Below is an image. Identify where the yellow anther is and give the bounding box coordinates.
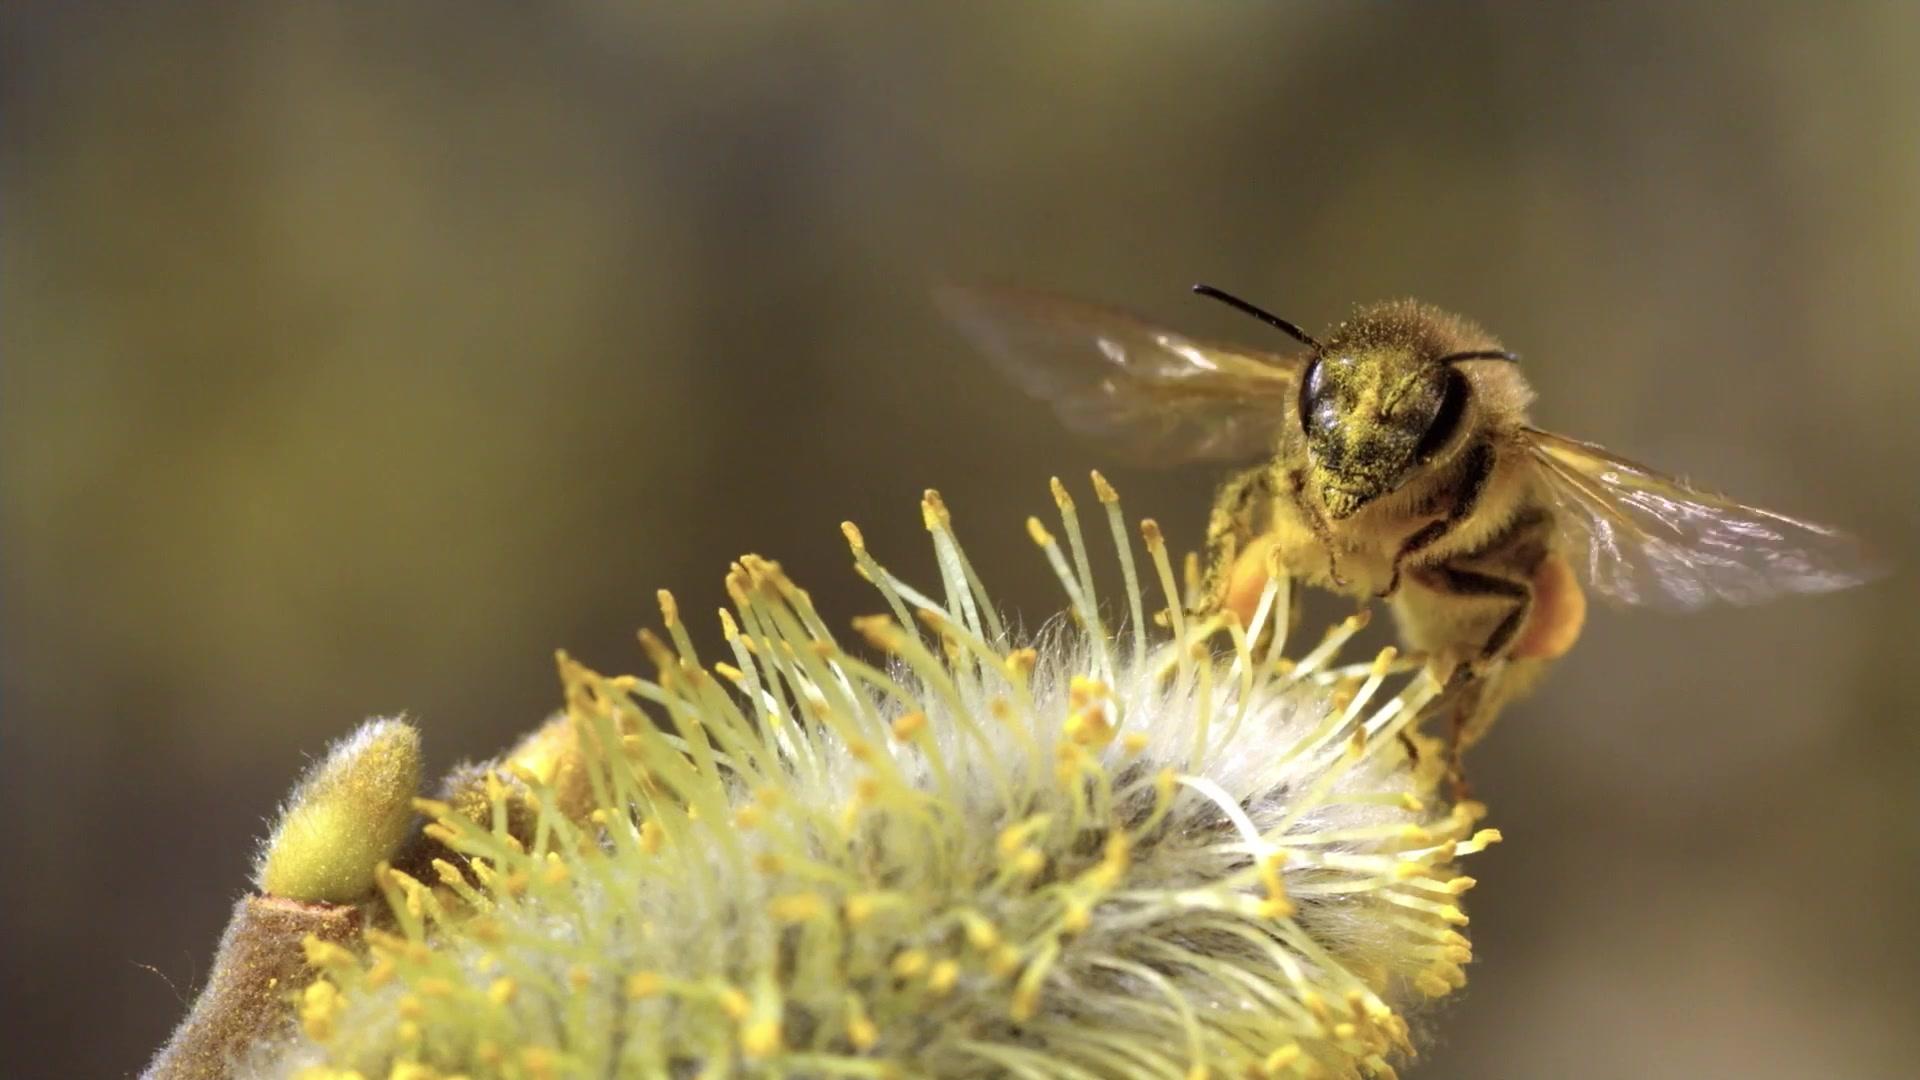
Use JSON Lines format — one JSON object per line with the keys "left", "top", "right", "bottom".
{"left": 1026, "top": 517, "right": 1054, "bottom": 546}
{"left": 890, "top": 711, "right": 926, "bottom": 742}
{"left": 1264, "top": 1044, "right": 1302, "bottom": 1072}
{"left": 1090, "top": 470, "right": 1119, "bottom": 503}
{"left": 1067, "top": 675, "right": 1109, "bottom": 706}
{"left": 717, "top": 986, "right": 752, "bottom": 1020}
{"left": 626, "top": 972, "right": 662, "bottom": 1000}
{"left": 844, "top": 894, "right": 877, "bottom": 925}
{"left": 891, "top": 950, "right": 929, "bottom": 978}
{"left": 840, "top": 521, "right": 867, "bottom": 552}
{"left": 847, "top": 1012, "right": 878, "bottom": 1051}
{"left": 768, "top": 892, "right": 826, "bottom": 924}
{"left": 1011, "top": 984, "right": 1040, "bottom": 1022}
{"left": 927, "top": 959, "right": 960, "bottom": 994}
{"left": 302, "top": 936, "right": 356, "bottom": 972}
{"left": 741, "top": 1019, "right": 782, "bottom": 1058}
{"left": 1064, "top": 707, "right": 1115, "bottom": 748}
{"left": 300, "top": 979, "right": 341, "bottom": 1041}
{"left": 1049, "top": 475, "right": 1074, "bottom": 511}
{"left": 921, "top": 489, "right": 952, "bottom": 530}
{"left": 487, "top": 977, "right": 516, "bottom": 1005}
{"left": 964, "top": 915, "right": 1000, "bottom": 951}
{"left": 989, "top": 945, "right": 1022, "bottom": 977}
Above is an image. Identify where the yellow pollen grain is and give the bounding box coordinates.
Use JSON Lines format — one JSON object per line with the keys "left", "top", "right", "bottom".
{"left": 639, "top": 821, "right": 664, "bottom": 854}
{"left": 717, "top": 987, "right": 752, "bottom": 1021}
{"left": 488, "top": 977, "right": 516, "bottom": 1005}
{"left": 1121, "top": 731, "right": 1149, "bottom": 755}
{"left": 626, "top": 972, "right": 662, "bottom": 999}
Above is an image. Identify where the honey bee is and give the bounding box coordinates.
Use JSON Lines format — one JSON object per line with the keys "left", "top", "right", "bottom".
{"left": 940, "top": 283, "right": 1883, "bottom": 756}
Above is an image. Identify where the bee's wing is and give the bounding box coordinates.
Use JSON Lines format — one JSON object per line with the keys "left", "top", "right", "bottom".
{"left": 936, "top": 284, "right": 1302, "bottom": 466}
{"left": 1523, "top": 427, "right": 1885, "bottom": 611}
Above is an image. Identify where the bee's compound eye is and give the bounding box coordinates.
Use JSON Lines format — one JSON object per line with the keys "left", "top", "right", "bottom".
{"left": 1415, "top": 369, "right": 1468, "bottom": 460}
{"left": 1297, "top": 358, "right": 1323, "bottom": 434}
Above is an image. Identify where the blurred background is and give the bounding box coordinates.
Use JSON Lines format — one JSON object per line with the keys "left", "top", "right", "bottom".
{"left": 5, "top": 3, "right": 1916, "bottom": 1077}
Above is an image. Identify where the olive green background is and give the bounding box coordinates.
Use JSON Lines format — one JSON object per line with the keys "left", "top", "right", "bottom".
{"left": 5, "top": 4, "right": 1916, "bottom": 1077}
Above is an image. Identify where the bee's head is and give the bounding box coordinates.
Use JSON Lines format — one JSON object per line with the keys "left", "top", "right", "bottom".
{"left": 1297, "top": 302, "right": 1517, "bottom": 518}
{"left": 1190, "top": 288, "right": 1519, "bottom": 520}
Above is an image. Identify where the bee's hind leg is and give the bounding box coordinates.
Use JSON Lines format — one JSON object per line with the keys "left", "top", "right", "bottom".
{"left": 1407, "top": 561, "right": 1535, "bottom": 798}
{"left": 1192, "top": 464, "right": 1277, "bottom": 616}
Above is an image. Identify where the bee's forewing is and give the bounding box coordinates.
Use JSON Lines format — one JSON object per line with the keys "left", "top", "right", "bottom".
{"left": 1524, "top": 427, "right": 1887, "bottom": 610}
{"left": 937, "top": 284, "right": 1303, "bottom": 466}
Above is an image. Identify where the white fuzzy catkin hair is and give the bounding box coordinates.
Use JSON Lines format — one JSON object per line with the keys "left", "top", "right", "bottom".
{"left": 259, "top": 477, "right": 1495, "bottom": 1080}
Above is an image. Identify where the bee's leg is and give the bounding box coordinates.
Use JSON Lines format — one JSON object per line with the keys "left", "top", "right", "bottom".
{"left": 1378, "top": 441, "right": 1494, "bottom": 599}
{"left": 1193, "top": 465, "right": 1275, "bottom": 615}
{"left": 1408, "top": 560, "right": 1533, "bottom": 797}
{"left": 1288, "top": 468, "right": 1349, "bottom": 588}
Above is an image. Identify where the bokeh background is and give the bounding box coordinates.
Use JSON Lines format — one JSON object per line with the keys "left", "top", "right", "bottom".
{"left": 5, "top": 4, "right": 1917, "bottom": 1077}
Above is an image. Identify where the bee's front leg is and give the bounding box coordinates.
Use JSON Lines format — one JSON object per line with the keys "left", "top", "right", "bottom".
{"left": 1378, "top": 441, "right": 1495, "bottom": 600}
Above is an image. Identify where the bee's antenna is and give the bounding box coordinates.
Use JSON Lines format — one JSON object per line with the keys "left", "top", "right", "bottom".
{"left": 1438, "top": 350, "right": 1520, "bottom": 366}
{"left": 1191, "top": 283, "right": 1321, "bottom": 351}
